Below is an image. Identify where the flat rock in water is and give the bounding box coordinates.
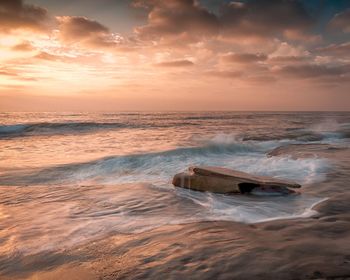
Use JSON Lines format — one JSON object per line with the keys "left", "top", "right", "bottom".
{"left": 172, "top": 166, "right": 301, "bottom": 195}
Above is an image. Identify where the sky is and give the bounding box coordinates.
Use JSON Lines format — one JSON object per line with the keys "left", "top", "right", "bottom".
{"left": 0, "top": 0, "right": 349, "bottom": 111}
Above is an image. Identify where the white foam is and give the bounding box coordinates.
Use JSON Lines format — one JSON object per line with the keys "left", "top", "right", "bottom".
{"left": 89, "top": 151, "right": 328, "bottom": 188}
{"left": 175, "top": 188, "right": 327, "bottom": 224}
{"left": 310, "top": 119, "right": 341, "bottom": 133}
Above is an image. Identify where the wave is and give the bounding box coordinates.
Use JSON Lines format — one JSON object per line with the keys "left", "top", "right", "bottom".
{"left": 0, "top": 124, "right": 29, "bottom": 135}
{"left": 0, "top": 122, "right": 133, "bottom": 137}
{"left": 0, "top": 131, "right": 331, "bottom": 254}
{"left": 309, "top": 120, "right": 350, "bottom": 140}
{"left": 0, "top": 138, "right": 328, "bottom": 187}
{"left": 2, "top": 118, "right": 349, "bottom": 142}
{"left": 242, "top": 132, "right": 332, "bottom": 142}
{"left": 0, "top": 121, "right": 202, "bottom": 138}
{"left": 242, "top": 128, "right": 349, "bottom": 142}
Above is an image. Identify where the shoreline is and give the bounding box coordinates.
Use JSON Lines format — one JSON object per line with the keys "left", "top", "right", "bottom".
{"left": 1, "top": 143, "right": 350, "bottom": 279}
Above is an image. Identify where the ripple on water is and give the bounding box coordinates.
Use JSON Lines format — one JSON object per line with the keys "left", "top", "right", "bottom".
{"left": 0, "top": 183, "right": 327, "bottom": 256}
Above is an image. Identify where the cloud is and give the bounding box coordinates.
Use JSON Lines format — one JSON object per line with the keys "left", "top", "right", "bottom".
{"left": 154, "top": 59, "right": 194, "bottom": 67}
{"left": 0, "top": 68, "right": 37, "bottom": 81}
{"left": 33, "top": 51, "right": 99, "bottom": 64}
{"left": 57, "top": 16, "right": 124, "bottom": 49}
{"left": 204, "top": 70, "right": 275, "bottom": 84}
{"left": 283, "top": 29, "right": 322, "bottom": 43}
{"left": 268, "top": 56, "right": 310, "bottom": 63}
{"left": 57, "top": 16, "right": 109, "bottom": 41}
{"left": 328, "top": 9, "right": 350, "bottom": 33}
{"left": 0, "top": 70, "right": 18, "bottom": 76}
{"left": 134, "top": 0, "right": 220, "bottom": 43}
{"left": 220, "top": 0, "right": 314, "bottom": 40}
{"left": 205, "top": 70, "right": 243, "bottom": 79}
{"left": 269, "top": 41, "right": 311, "bottom": 61}
{"left": 246, "top": 75, "right": 277, "bottom": 84}
{"left": 276, "top": 63, "right": 350, "bottom": 79}
{"left": 11, "top": 41, "right": 34, "bottom": 51}
{"left": 133, "top": 0, "right": 318, "bottom": 47}
{"left": 34, "top": 51, "right": 63, "bottom": 61}
{"left": 0, "top": 0, "right": 49, "bottom": 33}
{"left": 221, "top": 52, "right": 268, "bottom": 63}
{"left": 316, "top": 42, "right": 350, "bottom": 57}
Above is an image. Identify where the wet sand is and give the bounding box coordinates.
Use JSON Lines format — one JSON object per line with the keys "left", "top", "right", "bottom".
{"left": 1, "top": 144, "right": 350, "bottom": 280}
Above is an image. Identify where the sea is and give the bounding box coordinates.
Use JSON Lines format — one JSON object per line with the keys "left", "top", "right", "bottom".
{"left": 0, "top": 111, "right": 349, "bottom": 258}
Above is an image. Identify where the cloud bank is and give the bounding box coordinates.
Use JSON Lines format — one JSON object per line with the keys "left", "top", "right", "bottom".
{"left": 0, "top": 0, "right": 349, "bottom": 110}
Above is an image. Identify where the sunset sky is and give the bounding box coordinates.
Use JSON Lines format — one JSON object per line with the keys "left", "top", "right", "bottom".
{"left": 0, "top": 0, "right": 349, "bottom": 111}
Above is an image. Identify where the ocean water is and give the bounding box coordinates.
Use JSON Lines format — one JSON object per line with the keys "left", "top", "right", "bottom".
{"left": 0, "top": 112, "right": 349, "bottom": 256}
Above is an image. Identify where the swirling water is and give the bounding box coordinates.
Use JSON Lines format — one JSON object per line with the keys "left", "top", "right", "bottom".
{"left": 0, "top": 112, "right": 349, "bottom": 256}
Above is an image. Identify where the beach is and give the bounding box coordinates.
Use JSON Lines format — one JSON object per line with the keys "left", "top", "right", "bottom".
{"left": 1, "top": 112, "right": 350, "bottom": 279}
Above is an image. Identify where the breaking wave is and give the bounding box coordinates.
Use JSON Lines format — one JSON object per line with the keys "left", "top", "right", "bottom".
{"left": 0, "top": 136, "right": 328, "bottom": 187}
{"left": 0, "top": 122, "right": 133, "bottom": 137}
{"left": 2, "top": 112, "right": 345, "bottom": 256}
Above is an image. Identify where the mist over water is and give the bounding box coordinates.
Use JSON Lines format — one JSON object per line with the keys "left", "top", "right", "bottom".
{"left": 0, "top": 112, "right": 349, "bottom": 255}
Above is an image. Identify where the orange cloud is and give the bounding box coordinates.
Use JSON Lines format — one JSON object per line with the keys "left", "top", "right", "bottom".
{"left": 0, "top": 0, "right": 49, "bottom": 33}
{"left": 221, "top": 53, "right": 268, "bottom": 64}
{"left": 205, "top": 70, "right": 243, "bottom": 79}
{"left": 11, "top": 41, "right": 35, "bottom": 51}
{"left": 57, "top": 16, "right": 125, "bottom": 49}
{"left": 268, "top": 56, "right": 311, "bottom": 63}
{"left": 316, "top": 42, "right": 350, "bottom": 57}
{"left": 154, "top": 59, "right": 194, "bottom": 67}
{"left": 0, "top": 69, "right": 18, "bottom": 76}
{"left": 276, "top": 63, "right": 350, "bottom": 79}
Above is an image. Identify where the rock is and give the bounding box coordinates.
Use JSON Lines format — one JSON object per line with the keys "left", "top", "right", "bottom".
{"left": 267, "top": 143, "right": 346, "bottom": 159}
{"left": 172, "top": 166, "right": 301, "bottom": 195}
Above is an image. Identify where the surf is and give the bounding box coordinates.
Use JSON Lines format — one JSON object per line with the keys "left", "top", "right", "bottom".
{"left": 0, "top": 137, "right": 328, "bottom": 187}
{"left": 0, "top": 122, "right": 132, "bottom": 138}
